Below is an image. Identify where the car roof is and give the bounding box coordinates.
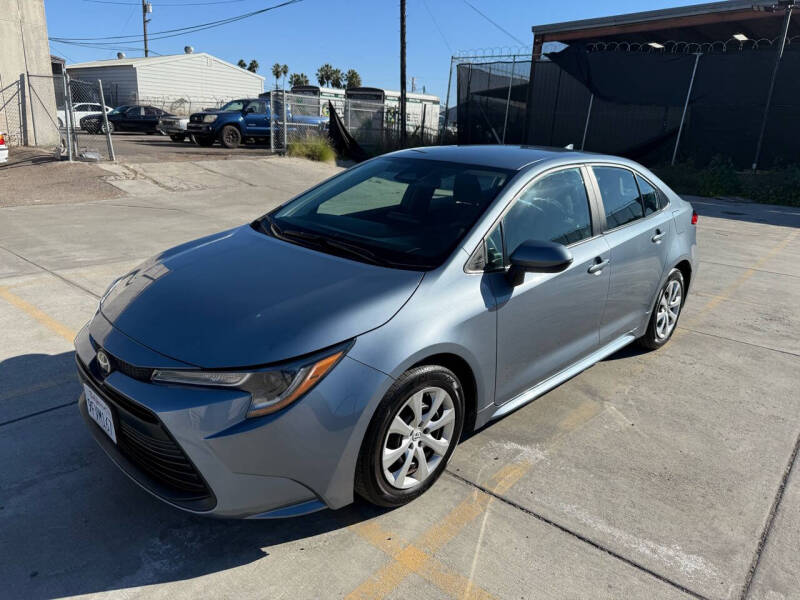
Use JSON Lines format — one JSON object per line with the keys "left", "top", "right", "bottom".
{"left": 386, "top": 145, "right": 633, "bottom": 171}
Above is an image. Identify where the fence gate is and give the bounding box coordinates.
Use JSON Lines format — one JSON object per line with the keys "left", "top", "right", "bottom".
{"left": 65, "top": 76, "right": 115, "bottom": 161}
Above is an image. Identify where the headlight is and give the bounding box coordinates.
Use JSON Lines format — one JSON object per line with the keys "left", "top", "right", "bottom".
{"left": 202, "top": 114, "right": 217, "bottom": 123}
{"left": 151, "top": 350, "right": 345, "bottom": 418}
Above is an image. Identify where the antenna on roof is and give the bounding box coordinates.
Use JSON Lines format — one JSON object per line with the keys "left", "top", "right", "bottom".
{"left": 117, "top": 52, "right": 126, "bottom": 59}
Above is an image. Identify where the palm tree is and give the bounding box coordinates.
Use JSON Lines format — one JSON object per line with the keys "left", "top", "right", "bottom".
{"left": 281, "top": 64, "right": 289, "bottom": 88}
{"left": 247, "top": 59, "right": 259, "bottom": 73}
{"left": 330, "top": 68, "right": 343, "bottom": 89}
{"left": 289, "top": 72, "right": 309, "bottom": 87}
{"left": 237, "top": 59, "right": 247, "bottom": 69}
{"left": 345, "top": 69, "right": 362, "bottom": 89}
{"left": 316, "top": 63, "right": 334, "bottom": 87}
{"left": 272, "top": 63, "right": 283, "bottom": 89}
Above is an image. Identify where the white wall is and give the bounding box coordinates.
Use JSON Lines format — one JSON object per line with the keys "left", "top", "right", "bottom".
{"left": 136, "top": 54, "right": 264, "bottom": 104}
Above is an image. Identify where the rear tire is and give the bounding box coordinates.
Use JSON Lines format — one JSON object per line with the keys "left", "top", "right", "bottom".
{"left": 220, "top": 125, "right": 242, "bottom": 149}
{"left": 355, "top": 365, "right": 464, "bottom": 508}
{"left": 637, "top": 268, "right": 685, "bottom": 350}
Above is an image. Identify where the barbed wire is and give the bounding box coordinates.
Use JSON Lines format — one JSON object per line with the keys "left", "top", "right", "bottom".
{"left": 585, "top": 35, "right": 800, "bottom": 54}
{"left": 452, "top": 45, "right": 532, "bottom": 60}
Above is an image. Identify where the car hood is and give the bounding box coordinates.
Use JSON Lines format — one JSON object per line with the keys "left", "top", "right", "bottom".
{"left": 100, "top": 225, "right": 423, "bottom": 368}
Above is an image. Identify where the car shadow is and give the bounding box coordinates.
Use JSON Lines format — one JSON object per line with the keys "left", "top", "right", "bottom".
{"left": 686, "top": 194, "right": 800, "bottom": 228}
{"left": 0, "top": 350, "right": 388, "bottom": 599}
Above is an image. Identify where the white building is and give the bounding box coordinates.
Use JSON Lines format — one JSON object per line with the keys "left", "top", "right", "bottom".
{"left": 67, "top": 52, "right": 264, "bottom": 114}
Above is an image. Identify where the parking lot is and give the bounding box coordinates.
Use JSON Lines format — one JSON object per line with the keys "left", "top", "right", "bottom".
{"left": 1, "top": 155, "right": 798, "bottom": 600}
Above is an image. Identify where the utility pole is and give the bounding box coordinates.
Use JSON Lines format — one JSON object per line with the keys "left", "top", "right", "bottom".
{"left": 142, "top": 1, "right": 151, "bottom": 57}
{"left": 400, "top": 0, "right": 407, "bottom": 145}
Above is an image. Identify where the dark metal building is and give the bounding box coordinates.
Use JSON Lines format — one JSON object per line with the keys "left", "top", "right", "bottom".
{"left": 522, "top": 1, "right": 799, "bottom": 169}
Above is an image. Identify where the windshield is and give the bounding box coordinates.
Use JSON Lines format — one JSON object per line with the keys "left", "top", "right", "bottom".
{"left": 265, "top": 157, "right": 514, "bottom": 270}
{"left": 219, "top": 100, "right": 249, "bottom": 112}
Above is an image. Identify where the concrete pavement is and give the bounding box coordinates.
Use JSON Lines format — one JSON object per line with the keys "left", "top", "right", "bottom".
{"left": 0, "top": 158, "right": 798, "bottom": 600}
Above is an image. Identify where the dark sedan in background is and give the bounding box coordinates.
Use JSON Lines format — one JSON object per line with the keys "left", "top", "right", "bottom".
{"left": 81, "top": 105, "right": 174, "bottom": 134}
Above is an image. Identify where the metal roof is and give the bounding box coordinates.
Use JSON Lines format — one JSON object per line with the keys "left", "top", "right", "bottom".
{"left": 531, "top": 0, "right": 795, "bottom": 43}
{"left": 67, "top": 52, "right": 265, "bottom": 80}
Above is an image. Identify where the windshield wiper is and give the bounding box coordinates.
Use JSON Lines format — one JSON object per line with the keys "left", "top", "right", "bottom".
{"left": 322, "top": 238, "right": 389, "bottom": 266}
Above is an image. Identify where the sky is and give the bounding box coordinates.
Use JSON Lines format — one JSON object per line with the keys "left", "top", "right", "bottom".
{"left": 44, "top": 0, "right": 700, "bottom": 104}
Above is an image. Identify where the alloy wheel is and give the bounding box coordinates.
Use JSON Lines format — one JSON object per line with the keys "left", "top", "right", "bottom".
{"left": 382, "top": 386, "right": 456, "bottom": 490}
{"left": 655, "top": 279, "right": 682, "bottom": 340}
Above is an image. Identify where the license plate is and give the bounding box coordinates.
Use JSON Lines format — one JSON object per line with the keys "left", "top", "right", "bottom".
{"left": 84, "top": 384, "right": 117, "bottom": 444}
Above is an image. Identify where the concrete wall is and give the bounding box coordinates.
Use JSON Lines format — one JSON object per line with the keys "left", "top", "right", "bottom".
{"left": 0, "top": 0, "right": 59, "bottom": 146}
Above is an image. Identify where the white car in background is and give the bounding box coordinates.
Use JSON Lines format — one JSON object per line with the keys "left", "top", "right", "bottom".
{"left": 0, "top": 131, "right": 8, "bottom": 163}
{"left": 57, "top": 103, "right": 113, "bottom": 129}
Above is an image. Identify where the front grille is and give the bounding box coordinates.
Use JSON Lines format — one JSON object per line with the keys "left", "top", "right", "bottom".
{"left": 107, "top": 352, "right": 153, "bottom": 382}
{"left": 77, "top": 357, "right": 215, "bottom": 509}
{"left": 118, "top": 422, "right": 209, "bottom": 496}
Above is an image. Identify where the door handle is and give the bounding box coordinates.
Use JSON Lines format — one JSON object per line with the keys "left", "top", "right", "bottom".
{"left": 651, "top": 230, "right": 665, "bottom": 243}
{"left": 588, "top": 258, "right": 609, "bottom": 274}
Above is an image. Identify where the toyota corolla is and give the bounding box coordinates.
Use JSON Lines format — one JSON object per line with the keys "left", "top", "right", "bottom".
{"left": 75, "top": 146, "right": 697, "bottom": 518}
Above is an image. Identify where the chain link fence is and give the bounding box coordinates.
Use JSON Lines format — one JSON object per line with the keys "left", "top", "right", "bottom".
{"left": 266, "top": 91, "right": 437, "bottom": 156}
{"left": 0, "top": 73, "right": 114, "bottom": 161}
{"left": 67, "top": 77, "right": 115, "bottom": 161}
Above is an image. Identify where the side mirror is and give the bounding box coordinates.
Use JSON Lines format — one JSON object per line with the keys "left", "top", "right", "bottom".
{"left": 507, "top": 240, "right": 573, "bottom": 286}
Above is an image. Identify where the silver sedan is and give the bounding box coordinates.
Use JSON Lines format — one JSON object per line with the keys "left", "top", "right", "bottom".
{"left": 75, "top": 146, "right": 697, "bottom": 517}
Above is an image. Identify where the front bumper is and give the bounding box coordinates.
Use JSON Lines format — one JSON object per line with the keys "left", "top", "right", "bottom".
{"left": 187, "top": 123, "right": 213, "bottom": 134}
{"left": 75, "top": 315, "right": 391, "bottom": 518}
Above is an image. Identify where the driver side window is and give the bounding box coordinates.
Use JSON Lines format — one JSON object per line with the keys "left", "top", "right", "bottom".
{"left": 502, "top": 168, "right": 593, "bottom": 257}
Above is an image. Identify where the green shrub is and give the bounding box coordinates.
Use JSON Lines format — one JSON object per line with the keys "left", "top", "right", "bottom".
{"left": 654, "top": 157, "right": 800, "bottom": 207}
{"left": 287, "top": 136, "right": 335, "bottom": 162}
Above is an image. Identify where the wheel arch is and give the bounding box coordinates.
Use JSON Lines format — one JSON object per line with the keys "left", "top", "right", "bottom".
{"left": 410, "top": 352, "right": 478, "bottom": 436}
{"left": 674, "top": 258, "right": 692, "bottom": 293}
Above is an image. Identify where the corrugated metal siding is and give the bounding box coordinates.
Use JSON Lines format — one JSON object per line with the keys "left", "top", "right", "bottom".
{"left": 66, "top": 65, "right": 138, "bottom": 106}
{"left": 135, "top": 54, "right": 263, "bottom": 103}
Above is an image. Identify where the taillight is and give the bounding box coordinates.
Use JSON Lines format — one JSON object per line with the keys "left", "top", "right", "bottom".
{"left": 691, "top": 210, "right": 698, "bottom": 225}
{"left": 0, "top": 133, "right": 5, "bottom": 146}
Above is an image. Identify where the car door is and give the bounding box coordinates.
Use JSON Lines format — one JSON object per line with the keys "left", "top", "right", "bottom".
{"left": 243, "top": 100, "right": 268, "bottom": 137}
{"left": 587, "top": 165, "right": 673, "bottom": 346}
{"left": 142, "top": 107, "right": 162, "bottom": 131}
{"left": 117, "top": 106, "right": 142, "bottom": 130}
{"left": 491, "top": 165, "right": 611, "bottom": 406}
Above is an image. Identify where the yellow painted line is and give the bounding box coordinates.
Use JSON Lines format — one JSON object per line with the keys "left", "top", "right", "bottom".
{"left": 0, "top": 286, "right": 77, "bottom": 343}
{"left": 346, "top": 399, "right": 607, "bottom": 600}
{"left": 686, "top": 229, "right": 798, "bottom": 324}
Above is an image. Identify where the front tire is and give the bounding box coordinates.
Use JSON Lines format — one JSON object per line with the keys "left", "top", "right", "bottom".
{"left": 195, "top": 135, "right": 215, "bottom": 147}
{"left": 355, "top": 365, "right": 464, "bottom": 507}
{"left": 638, "top": 268, "right": 685, "bottom": 350}
{"left": 220, "top": 125, "right": 242, "bottom": 149}
{"left": 169, "top": 133, "right": 186, "bottom": 142}
{"left": 101, "top": 121, "right": 114, "bottom": 135}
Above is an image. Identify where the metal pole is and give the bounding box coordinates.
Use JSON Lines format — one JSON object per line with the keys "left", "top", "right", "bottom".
{"left": 142, "top": 1, "right": 150, "bottom": 57}
{"left": 61, "top": 75, "right": 72, "bottom": 161}
{"left": 580, "top": 94, "right": 594, "bottom": 150}
{"left": 752, "top": 4, "right": 793, "bottom": 172}
{"left": 439, "top": 56, "right": 455, "bottom": 143}
{"left": 97, "top": 79, "right": 115, "bottom": 161}
{"left": 400, "top": 0, "right": 407, "bottom": 146}
{"left": 501, "top": 56, "right": 517, "bottom": 144}
{"left": 671, "top": 52, "right": 701, "bottom": 166}
{"left": 269, "top": 91, "right": 275, "bottom": 153}
{"left": 282, "top": 87, "right": 287, "bottom": 153}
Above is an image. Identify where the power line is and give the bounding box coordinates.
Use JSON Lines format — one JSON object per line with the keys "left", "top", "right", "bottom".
{"left": 420, "top": 0, "right": 452, "bottom": 53}
{"left": 50, "top": 0, "right": 301, "bottom": 43}
{"left": 462, "top": 0, "right": 524, "bottom": 46}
